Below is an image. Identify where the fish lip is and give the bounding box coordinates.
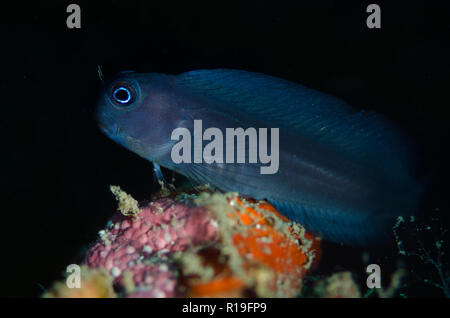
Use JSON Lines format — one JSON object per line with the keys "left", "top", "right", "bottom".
{"left": 98, "top": 123, "right": 145, "bottom": 154}
{"left": 98, "top": 122, "right": 119, "bottom": 137}
{"left": 98, "top": 123, "right": 111, "bottom": 135}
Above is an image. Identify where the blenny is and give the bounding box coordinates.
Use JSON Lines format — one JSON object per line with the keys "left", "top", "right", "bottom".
{"left": 96, "top": 69, "right": 424, "bottom": 245}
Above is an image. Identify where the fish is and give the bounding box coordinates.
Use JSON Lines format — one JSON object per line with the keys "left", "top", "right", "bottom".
{"left": 95, "top": 69, "right": 424, "bottom": 246}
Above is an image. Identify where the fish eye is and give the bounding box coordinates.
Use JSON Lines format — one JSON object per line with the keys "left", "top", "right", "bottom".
{"left": 113, "top": 87, "right": 131, "bottom": 103}
{"left": 110, "top": 81, "right": 137, "bottom": 108}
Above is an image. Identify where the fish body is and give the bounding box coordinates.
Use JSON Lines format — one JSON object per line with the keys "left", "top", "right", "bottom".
{"left": 96, "top": 69, "right": 423, "bottom": 245}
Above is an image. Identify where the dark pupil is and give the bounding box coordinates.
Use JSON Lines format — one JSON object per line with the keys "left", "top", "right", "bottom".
{"left": 114, "top": 87, "right": 131, "bottom": 103}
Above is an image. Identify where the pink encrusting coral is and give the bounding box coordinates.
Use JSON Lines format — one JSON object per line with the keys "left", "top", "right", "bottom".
{"left": 85, "top": 197, "right": 218, "bottom": 297}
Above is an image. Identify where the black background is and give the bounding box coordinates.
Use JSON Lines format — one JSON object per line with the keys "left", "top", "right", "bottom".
{"left": 2, "top": 0, "right": 449, "bottom": 297}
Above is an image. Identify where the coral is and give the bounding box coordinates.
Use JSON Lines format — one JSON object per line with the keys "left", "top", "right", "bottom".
{"left": 109, "top": 185, "right": 140, "bottom": 217}
{"left": 85, "top": 190, "right": 216, "bottom": 298}
{"left": 182, "top": 193, "right": 321, "bottom": 297}
{"left": 43, "top": 266, "right": 116, "bottom": 298}
{"left": 313, "top": 272, "right": 361, "bottom": 298}
{"left": 393, "top": 210, "right": 449, "bottom": 297}
{"left": 45, "top": 186, "right": 321, "bottom": 298}
{"left": 368, "top": 269, "right": 406, "bottom": 298}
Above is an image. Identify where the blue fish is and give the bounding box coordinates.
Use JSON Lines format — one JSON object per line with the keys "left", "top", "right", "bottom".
{"left": 96, "top": 69, "right": 424, "bottom": 245}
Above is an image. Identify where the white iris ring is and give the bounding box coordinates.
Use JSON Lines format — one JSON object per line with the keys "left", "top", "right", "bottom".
{"left": 113, "top": 87, "right": 132, "bottom": 104}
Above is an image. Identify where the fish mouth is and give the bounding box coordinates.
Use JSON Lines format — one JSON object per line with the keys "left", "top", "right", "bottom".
{"left": 98, "top": 122, "right": 121, "bottom": 141}
{"left": 97, "top": 116, "right": 148, "bottom": 157}
{"left": 98, "top": 123, "right": 113, "bottom": 135}
{"left": 96, "top": 110, "right": 119, "bottom": 136}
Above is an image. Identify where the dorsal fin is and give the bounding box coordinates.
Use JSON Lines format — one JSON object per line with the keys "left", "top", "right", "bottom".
{"left": 173, "top": 69, "right": 416, "bottom": 178}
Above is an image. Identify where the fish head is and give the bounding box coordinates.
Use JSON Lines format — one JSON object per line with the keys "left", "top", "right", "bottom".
{"left": 95, "top": 71, "right": 183, "bottom": 161}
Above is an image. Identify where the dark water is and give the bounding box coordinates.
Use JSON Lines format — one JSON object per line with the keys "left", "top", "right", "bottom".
{"left": 2, "top": 0, "right": 449, "bottom": 297}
